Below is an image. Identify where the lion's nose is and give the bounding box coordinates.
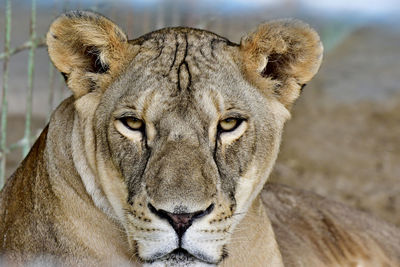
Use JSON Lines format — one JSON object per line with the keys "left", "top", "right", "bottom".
{"left": 148, "top": 203, "right": 214, "bottom": 239}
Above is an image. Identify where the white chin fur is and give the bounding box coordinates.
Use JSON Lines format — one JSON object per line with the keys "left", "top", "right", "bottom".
{"left": 135, "top": 219, "right": 179, "bottom": 260}
{"left": 143, "top": 259, "right": 215, "bottom": 267}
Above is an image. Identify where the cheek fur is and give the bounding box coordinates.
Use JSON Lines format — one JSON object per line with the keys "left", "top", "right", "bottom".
{"left": 214, "top": 127, "right": 257, "bottom": 197}
{"left": 109, "top": 127, "right": 145, "bottom": 178}
{"left": 219, "top": 121, "right": 248, "bottom": 145}
{"left": 218, "top": 124, "right": 256, "bottom": 175}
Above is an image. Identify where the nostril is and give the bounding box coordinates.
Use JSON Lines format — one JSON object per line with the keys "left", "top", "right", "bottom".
{"left": 193, "top": 203, "right": 214, "bottom": 220}
{"left": 148, "top": 203, "right": 214, "bottom": 239}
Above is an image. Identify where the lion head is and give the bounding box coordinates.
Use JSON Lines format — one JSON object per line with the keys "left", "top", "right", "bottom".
{"left": 46, "top": 11, "right": 322, "bottom": 266}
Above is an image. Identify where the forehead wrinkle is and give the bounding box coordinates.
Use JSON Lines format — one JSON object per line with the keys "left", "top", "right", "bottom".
{"left": 141, "top": 89, "right": 157, "bottom": 121}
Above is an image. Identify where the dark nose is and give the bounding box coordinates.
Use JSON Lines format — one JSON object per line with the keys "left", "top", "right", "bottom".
{"left": 148, "top": 203, "right": 214, "bottom": 239}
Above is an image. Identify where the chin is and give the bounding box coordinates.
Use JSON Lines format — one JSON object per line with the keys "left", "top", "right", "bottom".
{"left": 142, "top": 249, "right": 217, "bottom": 267}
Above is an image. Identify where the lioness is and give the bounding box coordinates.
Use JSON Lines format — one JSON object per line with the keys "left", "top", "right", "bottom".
{"left": 0, "top": 11, "right": 399, "bottom": 266}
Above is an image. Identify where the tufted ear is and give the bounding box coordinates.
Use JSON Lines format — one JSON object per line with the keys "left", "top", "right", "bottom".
{"left": 46, "top": 11, "right": 138, "bottom": 98}
{"left": 239, "top": 19, "right": 323, "bottom": 108}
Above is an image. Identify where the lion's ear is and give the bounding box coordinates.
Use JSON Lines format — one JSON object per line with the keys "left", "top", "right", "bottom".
{"left": 46, "top": 11, "right": 138, "bottom": 98}
{"left": 239, "top": 19, "right": 323, "bottom": 108}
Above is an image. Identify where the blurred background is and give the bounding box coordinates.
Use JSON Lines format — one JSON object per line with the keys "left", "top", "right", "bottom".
{"left": 1, "top": 0, "right": 399, "bottom": 226}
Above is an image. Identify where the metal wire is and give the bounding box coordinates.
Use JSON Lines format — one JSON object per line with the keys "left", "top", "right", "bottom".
{"left": 22, "top": 0, "right": 37, "bottom": 157}
{"left": 0, "top": 0, "right": 12, "bottom": 188}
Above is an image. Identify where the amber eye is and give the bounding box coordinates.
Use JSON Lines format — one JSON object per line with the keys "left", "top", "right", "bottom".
{"left": 120, "top": 117, "right": 144, "bottom": 131}
{"left": 219, "top": 118, "right": 242, "bottom": 132}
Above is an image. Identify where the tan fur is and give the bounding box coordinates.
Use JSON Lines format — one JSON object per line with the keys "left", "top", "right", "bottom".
{"left": 239, "top": 19, "right": 323, "bottom": 108}
{"left": 46, "top": 11, "right": 139, "bottom": 97}
{"left": 263, "top": 184, "right": 400, "bottom": 266}
{"left": 0, "top": 11, "right": 399, "bottom": 267}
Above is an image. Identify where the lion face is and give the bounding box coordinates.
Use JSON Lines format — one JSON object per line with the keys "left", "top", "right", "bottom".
{"left": 94, "top": 40, "right": 287, "bottom": 265}
{"left": 47, "top": 11, "right": 322, "bottom": 266}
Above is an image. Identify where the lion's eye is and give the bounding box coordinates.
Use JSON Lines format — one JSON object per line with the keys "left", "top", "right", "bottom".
{"left": 219, "top": 118, "right": 243, "bottom": 132}
{"left": 114, "top": 116, "right": 146, "bottom": 142}
{"left": 120, "top": 117, "right": 144, "bottom": 131}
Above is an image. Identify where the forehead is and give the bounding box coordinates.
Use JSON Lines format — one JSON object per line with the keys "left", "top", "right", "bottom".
{"left": 107, "top": 28, "right": 263, "bottom": 118}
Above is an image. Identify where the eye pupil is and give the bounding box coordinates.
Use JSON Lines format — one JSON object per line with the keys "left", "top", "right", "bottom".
{"left": 219, "top": 118, "right": 239, "bottom": 132}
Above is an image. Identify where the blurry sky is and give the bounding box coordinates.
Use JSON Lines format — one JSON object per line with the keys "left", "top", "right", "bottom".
{"left": 32, "top": 0, "right": 400, "bottom": 17}
{"left": 300, "top": 0, "right": 400, "bottom": 15}
{"left": 225, "top": 0, "right": 400, "bottom": 14}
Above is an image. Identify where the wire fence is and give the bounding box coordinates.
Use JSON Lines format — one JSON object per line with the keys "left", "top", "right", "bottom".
{"left": 0, "top": 0, "right": 11, "bottom": 188}
{"left": 1, "top": 0, "right": 43, "bottom": 187}
{"left": 0, "top": 0, "right": 63, "bottom": 188}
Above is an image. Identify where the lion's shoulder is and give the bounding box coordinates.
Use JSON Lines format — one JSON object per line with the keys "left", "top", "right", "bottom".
{"left": 0, "top": 126, "right": 61, "bottom": 259}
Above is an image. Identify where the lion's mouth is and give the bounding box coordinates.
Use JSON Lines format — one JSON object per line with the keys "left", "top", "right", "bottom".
{"left": 143, "top": 248, "right": 217, "bottom": 266}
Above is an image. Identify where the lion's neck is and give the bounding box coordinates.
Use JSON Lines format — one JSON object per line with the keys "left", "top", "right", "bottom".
{"left": 44, "top": 98, "right": 132, "bottom": 263}
{"left": 222, "top": 196, "right": 284, "bottom": 266}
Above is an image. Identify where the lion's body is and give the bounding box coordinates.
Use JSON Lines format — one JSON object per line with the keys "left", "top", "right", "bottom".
{"left": 0, "top": 11, "right": 399, "bottom": 266}
{"left": 263, "top": 184, "right": 400, "bottom": 266}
